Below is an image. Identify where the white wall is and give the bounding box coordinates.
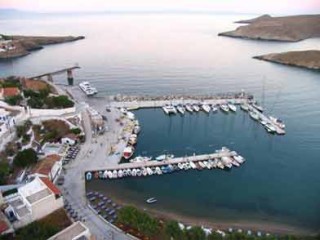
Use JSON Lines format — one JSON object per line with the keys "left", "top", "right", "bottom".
{"left": 29, "top": 107, "right": 76, "bottom": 118}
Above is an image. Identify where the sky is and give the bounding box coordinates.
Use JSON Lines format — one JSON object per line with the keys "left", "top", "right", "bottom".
{"left": 0, "top": 0, "right": 319, "bottom": 14}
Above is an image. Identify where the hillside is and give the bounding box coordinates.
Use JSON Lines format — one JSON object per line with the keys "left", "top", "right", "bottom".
{"left": 254, "top": 50, "right": 320, "bottom": 70}
{"left": 218, "top": 14, "right": 320, "bottom": 42}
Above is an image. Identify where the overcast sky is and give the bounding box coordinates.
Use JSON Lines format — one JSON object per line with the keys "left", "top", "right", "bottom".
{"left": 1, "top": 0, "right": 319, "bottom": 14}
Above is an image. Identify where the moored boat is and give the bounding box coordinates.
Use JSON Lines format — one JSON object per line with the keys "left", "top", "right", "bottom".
{"left": 123, "top": 146, "right": 134, "bottom": 160}
{"left": 177, "top": 105, "right": 185, "bottom": 115}
{"left": 269, "top": 116, "right": 285, "bottom": 129}
{"left": 220, "top": 104, "right": 229, "bottom": 113}
{"left": 228, "top": 103, "right": 237, "bottom": 112}
{"left": 185, "top": 104, "right": 194, "bottom": 113}
{"left": 163, "top": 105, "right": 177, "bottom": 115}
{"left": 79, "top": 81, "right": 98, "bottom": 96}
{"left": 249, "top": 111, "right": 259, "bottom": 121}
{"left": 201, "top": 103, "right": 211, "bottom": 113}
{"left": 146, "top": 197, "right": 157, "bottom": 204}
{"left": 240, "top": 104, "right": 249, "bottom": 111}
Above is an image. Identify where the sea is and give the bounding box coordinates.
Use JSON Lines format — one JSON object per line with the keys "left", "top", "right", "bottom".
{"left": 1, "top": 13, "right": 320, "bottom": 231}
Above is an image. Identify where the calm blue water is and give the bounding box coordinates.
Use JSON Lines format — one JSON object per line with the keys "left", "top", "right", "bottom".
{"left": 1, "top": 13, "right": 320, "bottom": 231}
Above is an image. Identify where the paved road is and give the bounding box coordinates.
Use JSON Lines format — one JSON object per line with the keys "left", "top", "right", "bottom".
{"left": 60, "top": 105, "right": 133, "bottom": 240}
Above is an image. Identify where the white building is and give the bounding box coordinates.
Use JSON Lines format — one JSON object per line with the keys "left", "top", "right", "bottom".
{"left": 48, "top": 221, "right": 93, "bottom": 240}
{"left": 4, "top": 176, "right": 63, "bottom": 229}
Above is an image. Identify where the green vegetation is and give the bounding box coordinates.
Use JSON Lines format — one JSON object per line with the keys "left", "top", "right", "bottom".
{"left": 0, "top": 76, "right": 21, "bottom": 88}
{"left": 117, "top": 206, "right": 319, "bottom": 240}
{"left": 45, "top": 95, "right": 74, "bottom": 109}
{"left": 16, "top": 120, "right": 32, "bottom": 138}
{"left": 0, "top": 161, "right": 10, "bottom": 185}
{"left": 70, "top": 127, "right": 81, "bottom": 135}
{"left": 117, "top": 206, "right": 160, "bottom": 237}
{"left": 2, "top": 209, "right": 72, "bottom": 240}
{"left": 14, "top": 221, "right": 58, "bottom": 240}
{"left": 24, "top": 88, "right": 50, "bottom": 108}
{"left": 13, "top": 148, "right": 38, "bottom": 168}
{"left": 4, "top": 95, "right": 22, "bottom": 106}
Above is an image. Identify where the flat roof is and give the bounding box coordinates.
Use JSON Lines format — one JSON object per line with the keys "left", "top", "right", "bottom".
{"left": 26, "top": 188, "right": 51, "bottom": 204}
{"left": 48, "top": 222, "right": 87, "bottom": 240}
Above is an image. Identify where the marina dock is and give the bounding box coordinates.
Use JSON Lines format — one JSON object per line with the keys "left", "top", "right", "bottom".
{"left": 85, "top": 147, "right": 245, "bottom": 181}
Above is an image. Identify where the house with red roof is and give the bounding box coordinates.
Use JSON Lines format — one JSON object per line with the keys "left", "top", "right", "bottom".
{"left": 0, "top": 87, "right": 20, "bottom": 99}
{"left": 30, "top": 154, "right": 62, "bottom": 183}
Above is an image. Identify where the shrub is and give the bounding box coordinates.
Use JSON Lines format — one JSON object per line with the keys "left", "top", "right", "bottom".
{"left": 5, "top": 95, "right": 22, "bottom": 106}
{"left": 13, "top": 148, "right": 38, "bottom": 168}
{"left": 45, "top": 95, "right": 74, "bottom": 109}
{"left": 70, "top": 128, "right": 81, "bottom": 135}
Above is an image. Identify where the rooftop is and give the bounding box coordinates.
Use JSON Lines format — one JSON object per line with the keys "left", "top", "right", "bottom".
{"left": 2, "top": 87, "right": 20, "bottom": 97}
{"left": 26, "top": 188, "right": 52, "bottom": 204}
{"left": 31, "top": 154, "right": 61, "bottom": 176}
{"left": 40, "top": 177, "right": 61, "bottom": 196}
{"left": 48, "top": 221, "right": 88, "bottom": 240}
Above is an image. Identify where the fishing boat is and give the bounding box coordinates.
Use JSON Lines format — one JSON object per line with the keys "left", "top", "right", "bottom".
{"left": 228, "top": 103, "right": 237, "bottom": 112}
{"left": 177, "top": 105, "right": 185, "bottom": 115}
{"left": 269, "top": 116, "right": 285, "bottom": 129}
{"left": 155, "top": 167, "right": 162, "bottom": 175}
{"left": 178, "top": 163, "right": 184, "bottom": 170}
{"left": 220, "top": 104, "right": 229, "bottom": 113}
{"left": 216, "top": 160, "right": 225, "bottom": 169}
{"left": 240, "top": 104, "right": 249, "bottom": 111}
{"left": 131, "top": 169, "right": 137, "bottom": 177}
{"left": 123, "top": 146, "right": 134, "bottom": 159}
{"left": 162, "top": 105, "right": 177, "bottom": 115}
{"left": 118, "top": 170, "right": 123, "bottom": 178}
{"left": 260, "top": 120, "right": 267, "bottom": 126}
{"left": 185, "top": 104, "right": 194, "bottom": 113}
{"left": 147, "top": 167, "right": 153, "bottom": 175}
{"left": 128, "top": 135, "right": 137, "bottom": 145}
{"left": 201, "top": 103, "right": 211, "bottom": 113}
{"left": 112, "top": 170, "right": 118, "bottom": 178}
{"left": 146, "top": 197, "right": 157, "bottom": 204}
{"left": 193, "top": 104, "right": 200, "bottom": 112}
{"left": 249, "top": 111, "right": 259, "bottom": 121}
{"left": 136, "top": 169, "right": 142, "bottom": 177}
{"left": 79, "top": 81, "right": 98, "bottom": 96}
{"left": 198, "top": 161, "right": 205, "bottom": 168}
{"left": 221, "top": 157, "right": 233, "bottom": 169}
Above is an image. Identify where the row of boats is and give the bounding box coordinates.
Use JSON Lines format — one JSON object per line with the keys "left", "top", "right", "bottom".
{"left": 89, "top": 154, "right": 245, "bottom": 180}
{"left": 79, "top": 81, "right": 98, "bottom": 96}
{"left": 122, "top": 111, "right": 141, "bottom": 160}
{"left": 241, "top": 103, "right": 286, "bottom": 134}
{"left": 162, "top": 102, "right": 238, "bottom": 115}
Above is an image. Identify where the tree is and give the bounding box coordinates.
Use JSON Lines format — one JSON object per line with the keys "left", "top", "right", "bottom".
{"left": 5, "top": 95, "right": 22, "bottom": 106}
{"left": 208, "top": 232, "right": 224, "bottom": 240}
{"left": 70, "top": 128, "right": 81, "bottom": 135}
{"left": 13, "top": 148, "right": 38, "bottom": 168}
{"left": 14, "top": 221, "right": 58, "bottom": 240}
{"left": 45, "top": 95, "right": 74, "bottom": 109}
{"left": 0, "top": 161, "right": 10, "bottom": 185}
{"left": 164, "top": 220, "right": 185, "bottom": 240}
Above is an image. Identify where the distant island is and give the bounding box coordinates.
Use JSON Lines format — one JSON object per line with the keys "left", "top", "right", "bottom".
{"left": 254, "top": 50, "right": 320, "bottom": 71}
{"left": 218, "top": 14, "right": 320, "bottom": 42}
{"left": 0, "top": 34, "right": 85, "bottom": 59}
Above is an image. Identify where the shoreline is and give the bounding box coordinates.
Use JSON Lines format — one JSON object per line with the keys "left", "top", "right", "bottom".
{"left": 85, "top": 183, "right": 315, "bottom": 236}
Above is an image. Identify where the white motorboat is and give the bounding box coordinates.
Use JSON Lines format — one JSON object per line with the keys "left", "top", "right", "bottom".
{"left": 211, "top": 105, "right": 218, "bottom": 112}
{"left": 107, "top": 171, "right": 113, "bottom": 179}
{"left": 216, "top": 160, "right": 225, "bottom": 169}
{"left": 127, "top": 169, "right": 132, "bottom": 176}
{"left": 177, "top": 105, "right": 185, "bottom": 115}
{"left": 269, "top": 116, "right": 285, "bottom": 129}
{"left": 220, "top": 104, "right": 229, "bottom": 113}
{"left": 133, "top": 125, "right": 141, "bottom": 134}
{"left": 162, "top": 105, "right": 177, "bottom": 115}
{"left": 123, "top": 146, "right": 134, "bottom": 160}
{"left": 130, "top": 156, "right": 152, "bottom": 163}
{"left": 79, "top": 81, "right": 98, "bottom": 96}
{"left": 240, "top": 104, "right": 249, "bottom": 111}
{"left": 112, "top": 170, "right": 118, "bottom": 178}
{"left": 265, "top": 123, "right": 276, "bottom": 134}
{"left": 185, "top": 104, "right": 194, "bottom": 113}
{"left": 198, "top": 161, "right": 205, "bottom": 168}
{"left": 221, "top": 157, "right": 233, "bottom": 169}
{"left": 131, "top": 169, "right": 137, "bottom": 177}
{"left": 146, "top": 197, "right": 157, "bottom": 204}
{"left": 233, "top": 155, "right": 245, "bottom": 164}
{"left": 193, "top": 104, "right": 200, "bottom": 112}
{"left": 249, "top": 111, "right": 259, "bottom": 121}
{"left": 252, "top": 103, "right": 264, "bottom": 112}
{"left": 260, "top": 120, "right": 267, "bottom": 126}
{"left": 178, "top": 163, "right": 184, "bottom": 170}
{"left": 231, "top": 159, "right": 240, "bottom": 167}
{"left": 155, "top": 167, "right": 162, "bottom": 175}
{"left": 228, "top": 103, "right": 237, "bottom": 112}
{"left": 201, "top": 103, "right": 211, "bottom": 113}
{"left": 145, "top": 167, "right": 152, "bottom": 175}
{"left": 128, "top": 136, "right": 137, "bottom": 145}
{"left": 136, "top": 169, "right": 142, "bottom": 177}
{"left": 118, "top": 170, "right": 123, "bottom": 178}
{"left": 189, "top": 161, "right": 197, "bottom": 169}
{"left": 155, "top": 154, "right": 174, "bottom": 161}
